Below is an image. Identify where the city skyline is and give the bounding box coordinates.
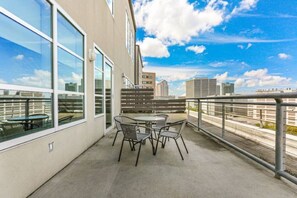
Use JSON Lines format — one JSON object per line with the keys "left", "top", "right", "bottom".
{"left": 134, "top": 0, "right": 297, "bottom": 96}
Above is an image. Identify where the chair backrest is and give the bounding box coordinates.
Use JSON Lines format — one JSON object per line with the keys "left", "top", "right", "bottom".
{"left": 176, "top": 120, "right": 187, "bottom": 136}
{"left": 155, "top": 114, "right": 168, "bottom": 128}
{"left": 114, "top": 115, "right": 137, "bottom": 131}
{"left": 114, "top": 116, "right": 123, "bottom": 131}
{"left": 120, "top": 123, "right": 138, "bottom": 140}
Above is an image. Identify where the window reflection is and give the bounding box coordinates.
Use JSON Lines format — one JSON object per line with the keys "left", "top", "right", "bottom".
{"left": 58, "top": 94, "right": 84, "bottom": 125}
{"left": 95, "top": 96, "right": 104, "bottom": 114}
{"left": 57, "top": 12, "right": 83, "bottom": 57}
{"left": 58, "top": 47, "right": 84, "bottom": 92}
{"left": 0, "top": 0, "right": 52, "bottom": 37}
{"left": 105, "top": 63, "right": 112, "bottom": 128}
{"left": 0, "top": 13, "right": 52, "bottom": 89}
{"left": 0, "top": 90, "right": 53, "bottom": 143}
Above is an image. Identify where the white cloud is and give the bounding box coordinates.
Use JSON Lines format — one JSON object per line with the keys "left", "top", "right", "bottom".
{"left": 214, "top": 72, "right": 228, "bottom": 83}
{"left": 246, "top": 43, "right": 252, "bottom": 49}
{"left": 143, "top": 66, "right": 212, "bottom": 82}
{"left": 58, "top": 72, "right": 83, "bottom": 90}
{"left": 134, "top": 0, "right": 227, "bottom": 45}
{"left": 229, "top": 0, "right": 259, "bottom": 19}
{"left": 278, "top": 53, "right": 290, "bottom": 60}
{"left": 186, "top": 45, "right": 206, "bottom": 54}
{"left": 14, "top": 54, "right": 24, "bottom": 60}
{"left": 234, "top": 68, "right": 291, "bottom": 87}
{"left": 12, "top": 70, "right": 51, "bottom": 88}
{"left": 237, "top": 43, "right": 252, "bottom": 50}
{"left": 237, "top": 45, "right": 244, "bottom": 49}
{"left": 193, "top": 33, "right": 295, "bottom": 44}
{"left": 0, "top": 79, "right": 7, "bottom": 84}
{"left": 209, "top": 60, "right": 249, "bottom": 68}
{"left": 137, "top": 37, "right": 169, "bottom": 58}
{"left": 244, "top": 68, "right": 267, "bottom": 78}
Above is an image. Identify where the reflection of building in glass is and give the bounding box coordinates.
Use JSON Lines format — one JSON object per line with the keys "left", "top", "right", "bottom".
{"left": 186, "top": 78, "right": 217, "bottom": 98}
{"left": 78, "top": 78, "right": 84, "bottom": 92}
{"left": 65, "top": 82, "right": 77, "bottom": 92}
{"left": 0, "top": 90, "right": 51, "bottom": 120}
{"left": 156, "top": 80, "right": 169, "bottom": 97}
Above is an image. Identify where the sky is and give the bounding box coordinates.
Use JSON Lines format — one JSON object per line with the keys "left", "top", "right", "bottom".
{"left": 133, "top": 0, "right": 297, "bottom": 96}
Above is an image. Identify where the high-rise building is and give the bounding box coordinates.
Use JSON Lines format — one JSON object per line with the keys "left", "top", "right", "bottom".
{"left": 135, "top": 45, "right": 143, "bottom": 86}
{"left": 186, "top": 78, "right": 217, "bottom": 98}
{"left": 217, "top": 82, "right": 235, "bottom": 95}
{"left": 142, "top": 72, "right": 156, "bottom": 94}
{"left": 65, "top": 82, "right": 77, "bottom": 92}
{"left": 156, "top": 80, "right": 169, "bottom": 96}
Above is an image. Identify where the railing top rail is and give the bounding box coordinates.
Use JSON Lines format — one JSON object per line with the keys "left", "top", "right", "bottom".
{"left": 0, "top": 97, "right": 51, "bottom": 101}
{"left": 186, "top": 92, "right": 297, "bottom": 100}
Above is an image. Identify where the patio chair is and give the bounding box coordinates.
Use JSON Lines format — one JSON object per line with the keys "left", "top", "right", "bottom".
{"left": 113, "top": 115, "right": 138, "bottom": 146}
{"left": 118, "top": 123, "right": 154, "bottom": 166}
{"left": 155, "top": 120, "right": 188, "bottom": 160}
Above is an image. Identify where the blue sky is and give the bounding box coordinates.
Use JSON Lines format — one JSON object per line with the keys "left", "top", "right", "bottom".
{"left": 134, "top": 0, "right": 297, "bottom": 96}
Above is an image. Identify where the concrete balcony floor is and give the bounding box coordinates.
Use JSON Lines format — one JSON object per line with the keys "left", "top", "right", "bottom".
{"left": 30, "top": 125, "right": 297, "bottom": 198}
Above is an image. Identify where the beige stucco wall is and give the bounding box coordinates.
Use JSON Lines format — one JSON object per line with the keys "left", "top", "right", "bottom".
{"left": 0, "top": 0, "right": 135, "bottom": 197}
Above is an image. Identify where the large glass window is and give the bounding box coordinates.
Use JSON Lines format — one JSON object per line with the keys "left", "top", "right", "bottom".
{"left": 0, "top": 1, "right": 85, "bottom": 144}
{"left": 57, "top": 12, "right": 84, "bottom": 126}
{"left": 0, "top": 1, "right": 54, "bottom": 144}
{"left": 0, "top": 0, "right": 52, "bottom": 36}
{"left": 94, "top": 49, "right": 104, "bottom": 115}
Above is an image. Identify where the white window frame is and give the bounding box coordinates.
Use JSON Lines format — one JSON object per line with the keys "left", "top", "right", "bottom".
{"left": 104, "top": 57, "right": 114, "bottom": 134}
{"left": 0, "top": 0, "right": 87, "bottom": 151}
{"left": 93, "top": 44, "right": 104, "bottom": 118}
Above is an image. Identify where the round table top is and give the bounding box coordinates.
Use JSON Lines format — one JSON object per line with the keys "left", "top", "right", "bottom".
{"left": 133, "top": 116, "right": 164, "bottom": 122}
{"left": 8, "top": 115, "right": 49, "bottom": 122}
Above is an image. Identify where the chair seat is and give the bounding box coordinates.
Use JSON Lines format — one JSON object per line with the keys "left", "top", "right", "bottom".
{"left": 159, "top": 130, "right": 179, "bottom": 138}
{"left": 136, "top": 133, "right": 151, "bottom": 141}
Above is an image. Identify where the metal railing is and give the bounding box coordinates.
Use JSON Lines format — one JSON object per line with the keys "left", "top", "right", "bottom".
{"left": 186, "top": 92, "right": 297, "bottom": 185}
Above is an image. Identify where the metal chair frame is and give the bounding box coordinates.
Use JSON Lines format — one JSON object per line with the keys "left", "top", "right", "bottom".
{"left": 155, "top": 120, "right": 188, "bottom": 160}
{"left": 113, "top": 115, "right": 138, "bottom": 146}
{"left": 118, "top": 123, "right": 155, "bottom": 166}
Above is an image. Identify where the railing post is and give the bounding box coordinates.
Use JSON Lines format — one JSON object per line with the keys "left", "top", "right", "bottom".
{"left": 222, "top": 103, "right": 225, "bottom": 138}
{"left": 275, "top": 98, "right": 285, "bottom": 178}
{"left": 187, "top": 101, "right": 189, "bottom": 118}
{"left": 197, "top": 99, "right": 202, "bottom": 130}
{"left": 25, "top": 99, "right": 30, "bottom": 117}
{"left": 260, "top": 109, "right": 263, "bottom": 128}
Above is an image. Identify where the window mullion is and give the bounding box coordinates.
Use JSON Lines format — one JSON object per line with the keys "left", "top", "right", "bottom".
{"left": 53, "top": 4, "right": 59, "bottom": 129}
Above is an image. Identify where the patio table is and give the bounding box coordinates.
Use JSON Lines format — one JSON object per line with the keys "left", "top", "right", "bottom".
{"left": 133, "top": 115, "right": 164, "bottom": 129}
{"left": 133, "top": 115, "right": 165, "bottom": 150}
